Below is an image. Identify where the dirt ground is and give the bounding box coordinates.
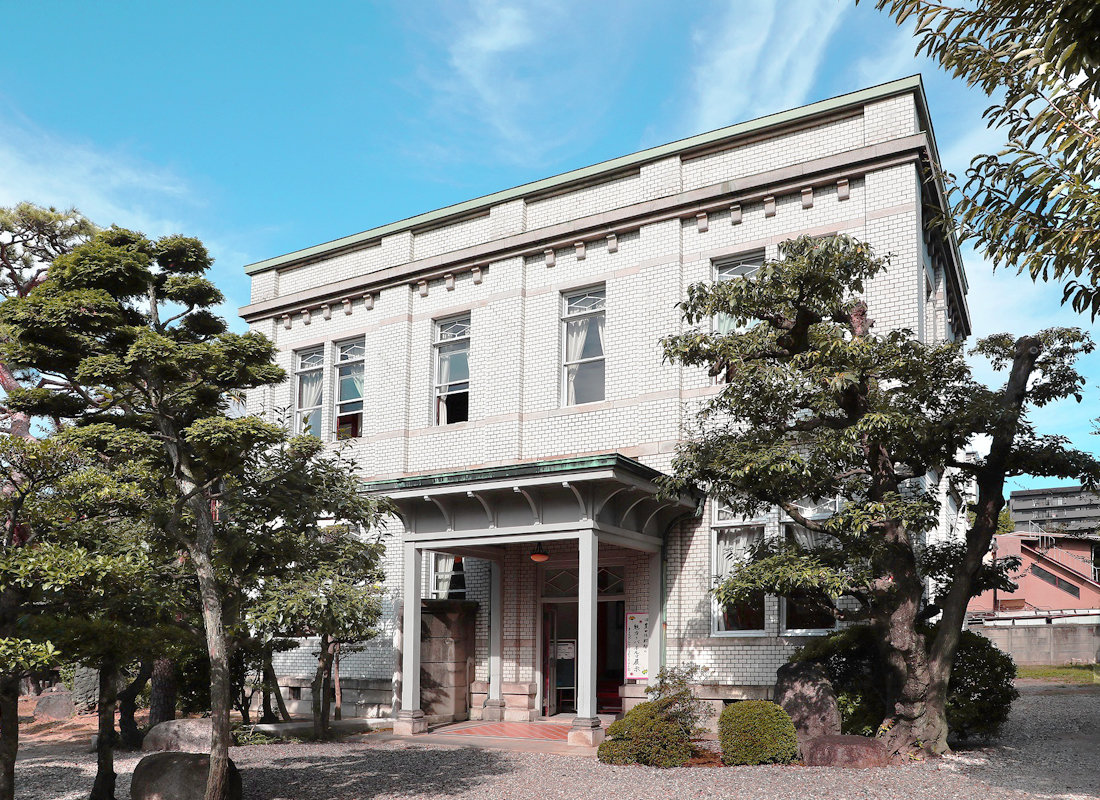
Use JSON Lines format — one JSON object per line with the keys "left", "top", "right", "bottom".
{"left": 14, "top": 681, "right": 1100, "bottom": 800}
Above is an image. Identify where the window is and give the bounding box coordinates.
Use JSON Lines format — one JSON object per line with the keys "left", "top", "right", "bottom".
{"left": 294, "top": 348, "right": 324, "bottom": 437}
{"left": 541, "top": 566, "right": 625, "bottom": 598}
{"left": 782, "top": 523, "right": 839, "bottom": 632}
{"left": 562, "top": 287, "right": 605, "bottom": 405}
{"left": 713, "top": 251, "right": 764, "bottom": 335}
{"left": 334, "top": 338, "right": 365, "bottom": 440}
{"left": 1030, "top": 564, "right": 1081, "bottom": 598}
{"left": 434, "top": 315, "right": 470, "bottom": 424}
{"left": 430, "top": 552, "right": 466, "bottom": 599}
{"left": 713, "top": 514, "right": 766, "bottom": 634}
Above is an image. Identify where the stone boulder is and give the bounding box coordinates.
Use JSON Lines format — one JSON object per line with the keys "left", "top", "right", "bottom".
{"left": 802, "top": 734, "right": 890, "bottom": 768}
{"left": 33, "top": 691, "right": 76, "bottom": 721}
{"left": 142, "top": 719, "right": 223, "bottom": 753}
{"left": 773, "top": 661, "right": 841, "bottom": 750}
{"left": 131, "top": 752, "right": 242, "bottom": 800}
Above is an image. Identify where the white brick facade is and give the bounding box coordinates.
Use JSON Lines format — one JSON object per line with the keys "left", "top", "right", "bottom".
{"left": 248, "top": 78, "right": 970, "bottom": 713}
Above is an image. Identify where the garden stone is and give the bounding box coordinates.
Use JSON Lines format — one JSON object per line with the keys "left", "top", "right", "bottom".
{"left": 71, "top": 666, "right": 99, "bottom": 712}
{"left": 131, "top": 752, "right": 242, "bottom": 800}
{"left": 142, "top": 718, "right": 223, "bottom": 753}
{"left": 33, "top": 691, "right": 75, "bottom": 721}
{"left": 773, "top": 661, "right": 841, "bottom": 751}
{"left": 802, "top": 734, "right": 890, "bottom": 768}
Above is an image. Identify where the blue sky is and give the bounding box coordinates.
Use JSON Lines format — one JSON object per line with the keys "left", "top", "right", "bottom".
{"left": 1, "top": 1, "right": 1095, "bottom": 490}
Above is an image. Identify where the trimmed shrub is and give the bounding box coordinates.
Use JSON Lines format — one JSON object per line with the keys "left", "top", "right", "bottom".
{"left": 597, "top": 701, "right": 693, "bottom": 768}
{"left": 791, "top": 623, "right": 1019, "bottom": 740}
{"left": 719, "top": 700, "right": 799, "bottom": 766}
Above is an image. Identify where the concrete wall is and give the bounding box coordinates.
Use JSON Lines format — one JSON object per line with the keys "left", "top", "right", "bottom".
{"left": 975, "top": 623, "right": 1100, "bottom": 665}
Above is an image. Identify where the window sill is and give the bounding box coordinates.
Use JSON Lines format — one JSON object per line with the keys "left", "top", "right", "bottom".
{"left": 709, "top": 630, "right": 770, "bottom": 640}
{"left": 779, "top": 629, "right": 837, "bottom": 637}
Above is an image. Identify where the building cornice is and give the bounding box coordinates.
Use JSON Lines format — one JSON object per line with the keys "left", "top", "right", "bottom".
{"left": 242, "top": 76, "right": 926, "bottom": 278}
{"left": 240, "top": 133, "right": 935, "bottom": 324}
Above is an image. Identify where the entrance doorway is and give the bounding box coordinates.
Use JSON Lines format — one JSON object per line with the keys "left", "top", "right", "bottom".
{"left": 539, "top": 565, "right": 626, "bottom": 718}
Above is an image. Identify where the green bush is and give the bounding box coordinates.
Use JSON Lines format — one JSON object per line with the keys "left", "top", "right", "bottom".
{"left": 791, "top": 623, "right": 1019, "bottom": 741}
{"left": 597, "top": 701, "right": 693, "bottom": 768}
{"left": 643, "top": 664, "right": 713, "bottom": 737}
{"left": 718, "top": 700, "right": 799, "bottom": 766}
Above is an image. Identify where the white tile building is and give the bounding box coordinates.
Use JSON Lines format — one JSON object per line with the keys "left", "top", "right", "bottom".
{"left": 240, "top": 76, "right": 970, "bottom": 744}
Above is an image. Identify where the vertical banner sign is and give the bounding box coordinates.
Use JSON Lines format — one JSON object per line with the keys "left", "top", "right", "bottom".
{"left": 625, "top": 612, "right": 649, "bottom": 680}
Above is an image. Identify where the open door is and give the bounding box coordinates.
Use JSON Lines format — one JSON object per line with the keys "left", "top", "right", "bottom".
{"left": 542, "top": 604, "right": 558, "bottom": 717}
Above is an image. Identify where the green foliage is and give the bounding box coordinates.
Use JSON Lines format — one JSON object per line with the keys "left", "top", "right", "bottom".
{"left": 718, "top": 700, "right": 798, "bottom": 766}
{"left": 792, "top": 624, "right": 1020, "bottom": 740}
{"left": 231, "top": 724, "right": 281, "bottom": 746}
{"left": 599, "top": 701, "right": 693, "bottom": 768}
{"left": 642, "top": 664, "right": 714, "bottom": 737}
{"left": 946, "top": 629, "right": 1019, "bottom": 740}
{"left": 872, "top": 1, "right": 1100, "bottom": 316}
{"left": 0, "top": 639, "right": 58, "bottom": 675}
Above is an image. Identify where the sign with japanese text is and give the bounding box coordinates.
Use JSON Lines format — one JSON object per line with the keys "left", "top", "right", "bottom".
{"left": 625, "top": 612, "right": 649, "bottom": 680}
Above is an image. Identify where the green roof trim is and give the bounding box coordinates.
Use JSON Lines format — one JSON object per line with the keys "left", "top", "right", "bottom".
{"left": 360, "top": 453, "right": 666, "bottom": 494}
{"left": 245, "top": 76, "right": 926, "bottom": 276}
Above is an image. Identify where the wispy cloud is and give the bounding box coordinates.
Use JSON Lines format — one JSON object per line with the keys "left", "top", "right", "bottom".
{"left": 0, "top": 110, "right": 195, "bottom": 238}
{"left": 685, "top": 0, "right": 850, "bottom": 134}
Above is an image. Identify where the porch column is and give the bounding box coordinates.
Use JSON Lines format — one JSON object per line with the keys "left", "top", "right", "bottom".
{"left": 483, "top": 558, "right": 505, "bottom": 721}
{"left": 569, "top": 528, "right": 605, "bottom": 746}
{"left": 647, "top": 550, "right": 663, "bottom": 684}
{"left": 394, "top": 542, "right": 427, "bottom": 735}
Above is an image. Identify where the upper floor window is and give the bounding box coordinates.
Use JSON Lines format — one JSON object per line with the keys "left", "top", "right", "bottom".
{"left": 562, "top": 287, "right": 605, "bottom": 405}
{"left": 335, "top": 338, "right": 365, "bottom": 440}
{"left": 295, "top": 347, "right": 324, "bottom": 437}
{"left": 713, "top": 251, "right": 764, "bottom": 335}
{"left": 434, "top": 315, "right": 470, "bottom": 424}
{"left": 712, "top": 501, "right": 766, "bottom": 634}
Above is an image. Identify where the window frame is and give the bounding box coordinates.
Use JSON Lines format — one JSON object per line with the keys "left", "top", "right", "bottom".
{"left": 779, "top": 506, "right": 841, "bottom": 635}
{"left": 333, "top": 337, "right": 366, "bottom": 441}
{"left": 294, "top": 346, "right": 325, "bottom": 438}
{"left": 428, "top": 551, "right": 467, "bottom": 599}
{"left": 710, "top": 502, "right": 768, "bottom": 637}
{"left": 561, "top": 285, "right": 607, "bottom": 407}
{"left": 711, "top": 250, "right": 765, "bottom": 335}
{"left": 432, "top": 313, "right": 472, "bottom": 426}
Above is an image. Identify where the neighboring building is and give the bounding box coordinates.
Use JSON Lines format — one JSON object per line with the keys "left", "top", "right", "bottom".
{"left": 969, "top": 531, "right": 1100, "bottom": 614}
{"left": 239, "top": 75, "right": 969, "bottom": 744}
{"left": 1009, "top": 485, "right": 1100, "bottom": 533}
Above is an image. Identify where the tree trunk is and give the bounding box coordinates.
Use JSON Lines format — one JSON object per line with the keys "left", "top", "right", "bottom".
{"left": 311, "top": 635, "right": 335, "bottom": 740}
{"left": 262, "top": 651, "right": 291, "bottom": 723}
{"left": 90, "top": 658, "right": 118, "bottom": 800}
{"left": 332, "top": 644, "right": 342, "bottom": 722}
{"left": 0, "top": 676, "right": 19, "bottom": 800}
{"left": 187, "top": 533, "right": 232, "bottom": 800}
{"left": 147, "top": 658, "right": 176, "bottom": 729}
{"left": 117, "top": 660, "right": 153, "bottom": 749}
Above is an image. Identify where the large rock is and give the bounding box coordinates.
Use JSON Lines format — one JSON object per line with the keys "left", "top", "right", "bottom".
{"left": 33, "top": 691, "right": 76, "bottom": 721}
{"left": 773, "top": 661, "right": 841, "bottom": 749}
{"left": 131, "top": 752, "right": 242, "bottom": 800}
{"left": 803, "top": 734, "right": 890, "bottom": 768}
{"left": 71, "top": 666, "right": 100, "bottom": 713}
{"left": 142, "top": 719, "right": 221, "bottom": 753}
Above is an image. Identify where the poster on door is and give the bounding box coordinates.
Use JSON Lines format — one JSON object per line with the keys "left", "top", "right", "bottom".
{"left": 625, "top": 612, "right": 649, "bottom": 680}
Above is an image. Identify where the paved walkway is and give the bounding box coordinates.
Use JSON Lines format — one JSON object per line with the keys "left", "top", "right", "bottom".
{"left": 437, "top": 721, "right": 573, "bottom": 741}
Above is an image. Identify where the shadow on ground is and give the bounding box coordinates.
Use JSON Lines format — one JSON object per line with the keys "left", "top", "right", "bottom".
{"left": 237, "top": 743, "right": 514, "bottom": 800}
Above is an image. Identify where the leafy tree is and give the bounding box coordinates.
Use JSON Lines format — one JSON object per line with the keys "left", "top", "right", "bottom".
{"left": 661, "top": 235, "right": 1100, "bottom": 756}
{"left": 0, "top": 203, "right": 94, "bottom": 438}
{"left": 872, "top": 1, "right": 1100, "bottom": 315}
{"left": 0, "top": 227, "right": 284, "bottom": 800}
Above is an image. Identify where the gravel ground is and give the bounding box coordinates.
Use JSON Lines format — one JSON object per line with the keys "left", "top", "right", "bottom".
{"left": 17, "top": 682, "right": 1100, "bottom": 800}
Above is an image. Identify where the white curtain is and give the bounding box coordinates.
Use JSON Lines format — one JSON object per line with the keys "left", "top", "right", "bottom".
{"left": 714, "top": 312, "right": 738, "bottom": 335}
{"left": 297, "top": 370, "right": 322, "bottom": 433}
{"left": 789, "top": 525, "right": 831, "bottom": 551}
{"left": 436, "top": 351, "right": 451, "bottom": 424}
{"left": 592, "top": 315, "right": 605, "bottom": 355}
{"left": 433, "top": 553, "right": 455, "bottom": 597}
{"left": 341, "top": 363, "right": 364, "bottom": 402}
{"left": 717, "top": 527, "right": 762, "bottom": 577}
{"left": 565, "top": 318, "right": 589, "bottom": 404}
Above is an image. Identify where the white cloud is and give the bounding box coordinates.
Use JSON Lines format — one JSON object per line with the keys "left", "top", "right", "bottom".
{"left": 685, "top": 0, "right": 850, "bottom": 133}
{"left": 0, "top": 111, "right": 194, "bottom": 238}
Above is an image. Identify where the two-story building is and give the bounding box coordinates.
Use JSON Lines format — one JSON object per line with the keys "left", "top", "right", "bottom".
{"left": 239, "top": 75, "right": 970, "bottom": 745}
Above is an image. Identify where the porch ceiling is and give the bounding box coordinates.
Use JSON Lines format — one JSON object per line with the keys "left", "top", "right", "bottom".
{"left": 363, "top": 454, "right": 701, "bottom": 553}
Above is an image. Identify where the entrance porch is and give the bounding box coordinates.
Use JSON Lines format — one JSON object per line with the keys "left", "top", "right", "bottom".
{"left": 366, "top": 454, "right": 698, "bottom": 747}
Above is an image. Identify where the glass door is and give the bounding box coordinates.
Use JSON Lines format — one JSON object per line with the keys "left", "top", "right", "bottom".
{"left": 542, "top": 604, "right": 558, "bottom": 717}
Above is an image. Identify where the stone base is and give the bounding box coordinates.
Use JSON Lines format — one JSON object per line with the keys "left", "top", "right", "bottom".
{"left": 567, "top": 717, "right": 605, "bottom": 747}
{"left": 482, "top": 700, "right": 505, "bottom": 722}
{"left": 392, "top": 711, "right": 428, "bottom": 736}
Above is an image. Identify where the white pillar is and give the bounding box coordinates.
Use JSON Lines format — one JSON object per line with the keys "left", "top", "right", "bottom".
{"left": 647, "top": 550, "right": 663, "bottom": 684}
{"left": 484, "top": 558, "right": 505, "bottom": 720}
{"left": 394, "top": 541, "right": 426, "bottom": 735}
{"left": 564, "top": 528, "right": 605, "bottom": 748}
